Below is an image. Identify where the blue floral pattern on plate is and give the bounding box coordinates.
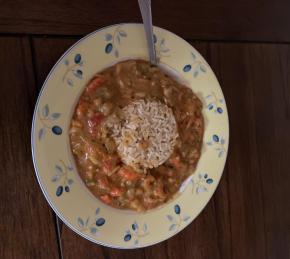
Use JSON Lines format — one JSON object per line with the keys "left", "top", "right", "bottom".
{"left": 31, "top": 24, "right": 229, "bottom": 248}
{"left": 207, "top": 134, "right": 227, "bottom": 157}
{"left": 190, "top": 173, "right": 213, "bottom": 194}
{"left": 183, "top": 52, "right": 207, "bottom": 77}
{"left": 167, "top": 205, "right": 190, "bottom": 232}
{"left": 123, "top": 221, "right": 149, "bottom": 245}
{"left": 51, "top": 160, "right": 74, "bottom": 196}
{"left": 38, "top": 104, "right": 62, "bottom": 140}
{"left": 104, "top": 26, "right": 127, "bottom": 58}
{"left": 154, "top": 34, "right": 170, "bottom": 59}
{"left": 206, "top": 92, "right": 224, "bottom": 114}
{"left": 77, "top": 208, "right": 105, "bottom": 235}
{"left": 63, "top": 53, "right": 83, "bottom": 86}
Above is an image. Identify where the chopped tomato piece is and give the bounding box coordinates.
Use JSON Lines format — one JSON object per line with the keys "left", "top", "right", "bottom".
{"left": 88, "top": 113, "right": 104, "bottom": 128}
{"left": 100, "top": 194, "right": 112, "bottom": 204}
{"left": 87, "top": 112, "right": 104, "bottom": 136}
{"left": 110, "top": 187, "right": 123, "bottom": 197}
{"left": 118, "top": 167, "right": 140, "bottom": 181}
{"left": 97, "top": 177, "right": 110, "bottom": 191}
{"left": 86, "top": 75, "right": 106, "bottom": 93}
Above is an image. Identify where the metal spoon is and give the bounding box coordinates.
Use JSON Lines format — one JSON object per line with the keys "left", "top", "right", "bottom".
{"left": 138, "top": 0, "right": 157, "bottom": 65}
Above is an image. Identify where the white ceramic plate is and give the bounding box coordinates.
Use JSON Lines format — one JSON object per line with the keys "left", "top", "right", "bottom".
{"left": 31, "top": 23, "right": 229, "bottom": 248}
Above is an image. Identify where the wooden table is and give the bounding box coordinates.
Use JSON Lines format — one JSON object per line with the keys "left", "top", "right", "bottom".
{"left": 1, "top": 0, "right": 290, "bottom": 258}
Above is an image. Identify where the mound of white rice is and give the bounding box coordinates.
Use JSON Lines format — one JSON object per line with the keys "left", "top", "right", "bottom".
{"left": 106, "top": 99, "right": 178, "bottom": 172}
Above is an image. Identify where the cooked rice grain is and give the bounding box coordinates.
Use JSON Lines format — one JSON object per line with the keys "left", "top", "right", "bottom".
{"left": 106, "top": 99, "right": 178, "bottom": 171}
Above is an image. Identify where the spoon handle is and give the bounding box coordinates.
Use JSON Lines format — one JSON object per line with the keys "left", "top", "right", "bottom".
{"left": 138, "top": 0, "right": 157, "bottom": 65}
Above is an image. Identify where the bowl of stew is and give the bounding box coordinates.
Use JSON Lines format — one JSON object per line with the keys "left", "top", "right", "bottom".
{"left": 31, "top": 23, "right": 229, "bottom": 248}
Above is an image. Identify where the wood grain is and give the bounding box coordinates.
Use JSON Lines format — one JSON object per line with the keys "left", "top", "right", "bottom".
{"left": 30, "top": 38, "right": 290, "bottom": 259}
{"left": 1, "top": 0, "right": 290, "bottom": 42}
{"left": 0, "top": 37, "right": 59, "bottom": 258}
{"left": 1, "top": 0, "right": 290, "bottom": 257}
{"left": 207, "top": 42, "right": 290, "bottom": 259}
{"left": 32, "top": 37, "right": 78, "bottom": 86}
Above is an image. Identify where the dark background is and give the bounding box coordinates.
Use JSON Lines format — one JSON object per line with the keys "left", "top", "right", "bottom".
{"left": 0, "top": 0, "right": 290, "bottom": 258}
